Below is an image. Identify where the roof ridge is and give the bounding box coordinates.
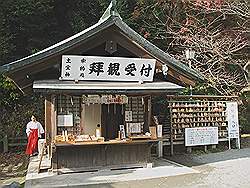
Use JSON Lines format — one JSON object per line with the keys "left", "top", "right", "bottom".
{"left": 99, "top": 0, "right": 122, "bottom": 23}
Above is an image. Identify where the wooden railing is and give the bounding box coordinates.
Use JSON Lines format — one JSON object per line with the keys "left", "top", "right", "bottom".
{"left": 0, "top": 135, "right": 27, "bottom": 152}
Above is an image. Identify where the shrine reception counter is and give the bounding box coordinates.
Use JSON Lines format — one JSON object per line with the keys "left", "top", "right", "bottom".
{"left": 52, "top": 140, "right": 158, "bottom": 171}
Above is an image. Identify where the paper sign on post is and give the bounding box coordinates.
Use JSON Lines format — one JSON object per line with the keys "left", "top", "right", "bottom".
{"left": 226, "top": 102, "right": 240, "bottom": 139}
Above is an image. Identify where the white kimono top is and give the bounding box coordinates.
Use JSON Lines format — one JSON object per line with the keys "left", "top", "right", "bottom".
{"left": 26, "top": 121, "right": 45, "bottom": 138}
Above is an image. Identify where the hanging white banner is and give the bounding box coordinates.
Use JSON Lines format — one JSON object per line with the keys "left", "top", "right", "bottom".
{"left": 82, "top": 95, "right": 128, "bottom": 104}
{"left": 226, "top": 102, "right": 240, "bottom": 139}
{"left": 61, "top": 55, "right": 156, "bottom": 82}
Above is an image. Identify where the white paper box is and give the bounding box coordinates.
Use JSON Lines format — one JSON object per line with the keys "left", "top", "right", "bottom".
{"left": 157, "top": 125, "right": 162, "bottom": 138}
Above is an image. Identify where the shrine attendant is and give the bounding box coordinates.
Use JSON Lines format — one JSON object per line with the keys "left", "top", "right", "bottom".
{"left": 25, "top": 115, "right": 44, "bottom": 156}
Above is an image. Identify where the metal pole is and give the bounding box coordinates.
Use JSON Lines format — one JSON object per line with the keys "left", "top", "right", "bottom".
{"left": 189, "top": 59, "right": 193, "bottom": 96}
{"left": 237, "top": 138, "right": 241, "bottom": 149}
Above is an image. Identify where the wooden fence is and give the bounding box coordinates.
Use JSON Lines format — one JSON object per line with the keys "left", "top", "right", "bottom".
{"left": 0, "top": 135, "right": 27, "bottom": 152}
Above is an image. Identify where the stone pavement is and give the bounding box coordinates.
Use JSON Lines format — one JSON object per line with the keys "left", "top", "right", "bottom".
{"left": 23, "top": 148, "right": 250, "bottom": 188}
{"left": 24, "top": 157, "right": 198, "bottom": 188}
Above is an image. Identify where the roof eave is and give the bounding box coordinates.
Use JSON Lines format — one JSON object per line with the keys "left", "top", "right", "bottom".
{"left": 0, "top": 17, "right": 117, "bottom": 75}
{"left": 0, "top": 13, "right": 204, "bottom": 83}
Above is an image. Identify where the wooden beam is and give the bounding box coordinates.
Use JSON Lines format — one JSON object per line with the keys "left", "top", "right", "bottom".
{"left": 167, "top": 95, "right": 238, "bottom": 99}
{"left": 167, "top": 68, "right": 196, "bottom": 86}
{"left": 169, "top": 104, "right": 174, "bottom": 156}
{"left": 45, "top": 95, "right": 57, "bottom": 159}
{"left": 45, "top": 96, "right": 52, "bottom": 145}
{"left": 80, "top": 102, "right": 85, "bottom": 134}
{"left": 148, "top": 96, "right": 152, "bottom": 128}
{"left": 51, "top": 95, "right": 56, "bottom": 142}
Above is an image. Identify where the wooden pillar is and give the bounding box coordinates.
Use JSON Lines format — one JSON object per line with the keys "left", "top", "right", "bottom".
{"left": 169, "top": 98, "right": 174, "bottom": 156}
{"left": 51, "top": 95, "right": 56, "bottom": 141}
{"left": 170, "top": 131, "right": 174, "bottom": 156}
{"left": 45, "top": 96, "right": 52, "bottom": 144}
{"left": 80, "top": 102, "right": 85, "bottom": 134}
{"left": 45, "top": 95, "right": 56, "bottom": 159}
{"left": 143, "top": 97, "right": 147, "bottom": 132}
{"left": 148, "top": 96, "right": 152, "bottom": 127}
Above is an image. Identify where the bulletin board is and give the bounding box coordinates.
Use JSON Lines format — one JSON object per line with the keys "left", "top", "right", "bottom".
{"left": 185, "top": 127, "right": 218, "bottom": 146}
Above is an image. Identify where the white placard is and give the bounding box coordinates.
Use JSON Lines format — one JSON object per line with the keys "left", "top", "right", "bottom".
{"left": 82, "top": 95, "right": 101, "bottom": 103}
{"left": 82, "top": 95, "right": 128, "bottom": 104}
{"left": 57, "top": 114, "right": 73, "bottom": 127}
{"left": 226, "top": 102, "right": 240, "bottom": 139}
{"left": 61, "top": 55, "right": 156, "bottom": 82}
{"left": 101, "top": 95, "right": 128, "bottom": 104}
{"left": 120, "top": 125, "right": 126, "bottom": 139}
{"left": 126, "top": 122, "right": 142, "bottom": 134}
{"left": 185, "top": 127, "right": 218, "bottom": 146}
{"left": 125, "top": 111, "right": 132, "bottom": 122}
{"left": 157, "top": 125, "right": 162, "bottom": 138}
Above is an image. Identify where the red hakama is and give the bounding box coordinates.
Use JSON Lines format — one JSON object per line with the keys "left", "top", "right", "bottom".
{"left": 25, "top": 128, "right": 38, "bottom": 155}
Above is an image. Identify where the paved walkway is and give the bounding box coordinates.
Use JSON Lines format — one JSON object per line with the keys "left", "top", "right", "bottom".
{"left": 24, "top": 148, "right": 250, "bottom": 188}
{"left": 162, "top": 148, "right": 250, "bottom": 188}
{"left": 24, "top": 157, "right": 198, "bottom": 188}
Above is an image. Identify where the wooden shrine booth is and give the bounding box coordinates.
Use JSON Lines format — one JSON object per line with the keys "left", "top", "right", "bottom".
{"left": 0, "top": 1, "right": 203, "bottom": 172}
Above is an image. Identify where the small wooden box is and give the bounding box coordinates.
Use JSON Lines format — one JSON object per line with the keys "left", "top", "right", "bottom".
{"left": 149, "top": 126, "right": 157, "bottom": 139}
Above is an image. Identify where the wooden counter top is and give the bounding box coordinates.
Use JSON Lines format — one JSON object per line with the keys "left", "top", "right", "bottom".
{"left": 54, "top": 139, "right": 159, "bottom": 147}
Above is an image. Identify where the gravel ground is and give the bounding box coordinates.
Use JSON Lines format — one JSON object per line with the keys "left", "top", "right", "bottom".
{"left": 0, "top": 152, "right": 28, "bottom": 187}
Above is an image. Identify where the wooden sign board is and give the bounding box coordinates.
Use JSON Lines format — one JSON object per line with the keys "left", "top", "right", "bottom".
{"left": 61, "top": 55, "right": 156, "bottom": 82}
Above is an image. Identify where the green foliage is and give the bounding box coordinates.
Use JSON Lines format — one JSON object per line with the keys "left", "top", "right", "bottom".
{"left": 0, "top": 0, "right": 108, "bottom": 65}
{"left": 0, "top": 0, "right": 137, "bottom": 138}
{"left": 239, "top": 91, "right": 250, "bottom": 133}
{"left": 0, "top": 75, "right": 20, "bottom": 107}
{"left": 0, "top": 0, "right": 137, "bottom": 65}
{"left": 0, "top": 0, "right": 249, "bottom": 138}
{"left": 0, "top": 0, "right": 55, "bottom": 64}
{"left": 0, "top": 75, "right": 44, "bottom": 138}
{"left": 129, "top": 0, "right": 248, "bottom": 95}
{"left": 181, "top": 83, "right": 220, "bottom": 96}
